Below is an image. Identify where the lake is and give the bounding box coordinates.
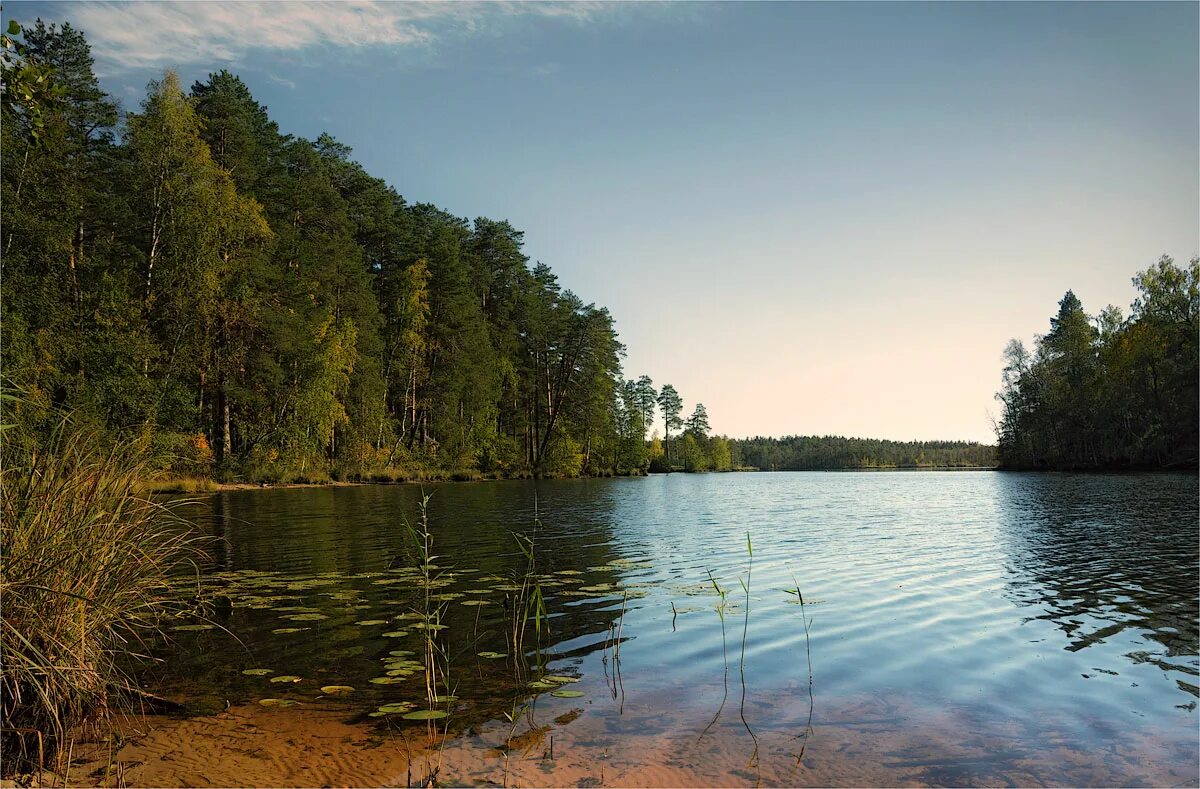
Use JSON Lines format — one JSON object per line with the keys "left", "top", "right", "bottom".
{"left": 152, "top": 471, "right": 1199, "bottom": 786}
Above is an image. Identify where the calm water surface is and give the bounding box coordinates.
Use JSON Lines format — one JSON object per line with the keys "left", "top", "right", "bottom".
{"left": 154, "top": 472, "right": 1199, "bottom": 786}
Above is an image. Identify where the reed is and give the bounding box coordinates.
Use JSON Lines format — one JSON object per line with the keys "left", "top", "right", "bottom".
{"left": 0, "top": 418, "right": 196, "bottom": 775}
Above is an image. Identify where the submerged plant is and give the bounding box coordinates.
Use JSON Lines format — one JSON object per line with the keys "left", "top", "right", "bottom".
{"left": 0, "top": 417, "right": 197, "bottom": 774}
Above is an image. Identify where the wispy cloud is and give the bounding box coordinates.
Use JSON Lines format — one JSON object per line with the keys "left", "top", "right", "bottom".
{"left": 63, "top": 1, "right": 627, "bottom": 72}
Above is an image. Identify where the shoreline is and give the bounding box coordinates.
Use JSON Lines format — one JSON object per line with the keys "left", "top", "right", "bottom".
{"left": 142, "top": 463, "right": 1198, "bottom": 495}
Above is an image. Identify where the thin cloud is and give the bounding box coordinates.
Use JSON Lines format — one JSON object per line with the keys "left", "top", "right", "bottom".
{"left": 63, "top": 1, "right": 625, "bottom": 72}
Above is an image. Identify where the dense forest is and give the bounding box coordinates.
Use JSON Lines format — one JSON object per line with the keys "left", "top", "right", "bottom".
{"left": 730, "top": 436, "right": 996, "bottom": 470}
{"left": 996, "top": 257, "right": 1198, "bottom": 470}
{"left": 0, "top": 21, "right": 715, "bottom": 482}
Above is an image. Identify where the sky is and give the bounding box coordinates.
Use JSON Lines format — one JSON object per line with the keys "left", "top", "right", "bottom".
{"left": 8, "top": 1, "right": 1198, "bottom": 443}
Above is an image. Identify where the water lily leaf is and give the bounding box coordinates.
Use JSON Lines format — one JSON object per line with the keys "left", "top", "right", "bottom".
{"left": 369, "top": 676, "right": 406, "bottom": 685}
{"left": 528, "top": 681, "right": 555, "bottom": 690}
{"left": 285, "top": 613, "right": 328, "bottom": 621}
{"left": 258, "top": 698, "right": 297, "bottom": 707}
{"left": 402, "top": 709, "right": 448, "bottom": 720}
{"left": 377, "top": 702, "right": 416, "bottom": 713}
{"left": 460, "top": 599, "right": 490, "bottom": 606}
{"left": 410, "top": 622, "right": 446, "bottom": 630}
{"left": 241, "top": 668, "right": 273, "bottom": 676}
{"left": 388, "top": 649, "right": 416, "bottom": 657}
{"left": 550, "top": 690, "right": 584, "bottom": 698}
{"left": 272, "top": 627, "right": 309, "bottom": 634}
{"left": 432, "top": 694, "right": 458, "bottom": 703}
{"left": 171, "top": 624, "right": 216, "bottom": 632}
{"left": 381, "top": 630, "right": 409, "bottom": 638}
{"left": 320, "top": 685, "right": 355, "bottom": 695}
{"left": 477, "top": 651, "right": 507, "bottom": 659}
{"left": 543, "top": 675, "right": 578, "bottom": 684}
{"left": 270, "top": 675, "right": 303, "bottom": 684}
{"left": 355, "top": 620, "right": 387, "bottom": 626}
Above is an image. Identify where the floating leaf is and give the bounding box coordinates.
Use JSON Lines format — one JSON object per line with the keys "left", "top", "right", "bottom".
{"left": 320, "top": 685, "right": 355, "bottom": 695}
{"left": 543, "top": 675, "right": 578, "bottom": 684}
{"left": 388, "top": 649, "right": 416, "bottom": 657}
{"left": 272, "top": 627, "right": 309, "bottom": 634}
{"left": 355, "top": 620, "right": 387, "bottom": 626}
{"left": 377, "top": 702, "right": 416, "bottom": 714}
{"left": 172, "top": 624, "right": 216, "bottom": 632}
{"left": 270, "top": 675, "right": 303, "bottom": 684}
{"left": 242, "top": 668, "right": 273, "bottom": 676}
{"left": 369, "top": 676, "right": 406, "bottom": 685}
{"left": 432, "top": 694, "right": 458, "bottom": 703}
{"left": 258, "top": 698, "right": 297, "bottom": 707}
{"left": 528, "top": 681, "right": 555, "bottom": 690}
{"left": 402, "top": 709, "right": 448, "bottom": 720}
{"left": 550, "top": 690, "right": 584, "bottom": 698}
{"left": 285, "top": 613, "right": 328, "bottom": 621}
{"left": 477, "top": 651, "right": 507, "bottom": 659}
{"left": 382, "top": 630, "right": 409, "bottom": 638}
{"left": 460, "top": 599, "right": 490, "bottom": 607}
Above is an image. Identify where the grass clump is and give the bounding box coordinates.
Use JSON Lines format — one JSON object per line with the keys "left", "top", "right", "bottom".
{"left": 1, "top": 418, "right": 196, "bottom": 775}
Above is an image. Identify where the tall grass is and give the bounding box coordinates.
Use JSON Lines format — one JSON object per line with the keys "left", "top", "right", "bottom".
{"left": 0, "top": 419, "right": 196, "bottom": 774}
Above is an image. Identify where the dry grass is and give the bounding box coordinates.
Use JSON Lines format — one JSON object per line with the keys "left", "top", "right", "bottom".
{"left": 1, "top": 419, "right": 198, "bottom": 775}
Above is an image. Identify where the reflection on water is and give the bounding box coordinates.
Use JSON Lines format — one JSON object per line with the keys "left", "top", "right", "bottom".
{"left": 150, "top": 472, "right": 1198, "bottom": 786}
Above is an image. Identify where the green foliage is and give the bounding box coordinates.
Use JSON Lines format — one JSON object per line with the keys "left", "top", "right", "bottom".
{"left": 0, "top": 28, "right": 664, "bottom": 482}
{"left": 996, "top": 256, "right": 1199, "bottom": 469}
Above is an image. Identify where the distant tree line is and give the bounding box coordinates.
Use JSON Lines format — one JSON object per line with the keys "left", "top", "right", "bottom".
{"left": 996, "top": 257, "right": 1198, "bottom": 470}
{"left": 0, "top": 22, "right": 706, "bottom": 482}
{"left": 730, "top": 436, "right": 996, "bottom": 470}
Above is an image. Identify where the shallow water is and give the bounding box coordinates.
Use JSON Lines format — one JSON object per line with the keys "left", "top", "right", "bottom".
{"left": 152, "top": 472, "right": 1199, "bottom": 786}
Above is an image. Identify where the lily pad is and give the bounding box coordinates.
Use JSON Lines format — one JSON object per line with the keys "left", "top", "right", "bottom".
{"left": 460, "top": 599, "right": 490, "bottom": 607}
{"left": 171, "top": 624, "right": 216, "bottom": 632}
{"left": 270, "top": 675, "right": 303, "bottom": 684}
{"left": 369, "top": 676, "right": 406, "bottom": 685}
{"left": 381, "top": 630, "right": 409, "bottom": 638}
{"left": 543, "top": 675, "right": 578, "bottom": 684}
{"left": 271, "top": 627, "right": 309, "bottom": 634}
{"left": 402, "top": 709, "right": 448, "bottom": 720}
{"left": 320, "top": 685, "right": 355, "bottom": 695}
{"left": 388, "top": 649, "right": 416, "bottom": 657}
{"left": 377, "top": 702, "right": 416, "bottom": 714}
{"left": 241, "top": 668, "right": 273, "bottom": 676}
{"left": 477, "top": 651, "right": 507, "bottom": 659}
{"left": 528, "top": 680, "right": 556, "bottom": 690}
{"left": 550, "top": 689, "right": 585, "bottom": 698}
{"left": 258, "top": 698, "right": 297, "bottom": 707}
{"left": 285, "top": 613, "right": 328, "bottom": 621}
{"left": 355, "top": 620, "right": 388, "bottom": 626}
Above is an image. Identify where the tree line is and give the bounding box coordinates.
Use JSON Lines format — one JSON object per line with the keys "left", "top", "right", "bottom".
{"left": 1, "top": 21, "right": 716, "bottom": 482}
{"left": 730, "top": 436, "right": 996, "bottom": 470}
{"left": 995, "top": 256, "right": 1198, "bottom": 470}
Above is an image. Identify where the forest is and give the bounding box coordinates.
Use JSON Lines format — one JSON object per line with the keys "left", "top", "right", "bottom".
{"left": 996, "top": 257, "right": 1198, "bottom": 470}
{"left": 729, "top": 436, "right": 996, "bottom": 470}
{"left": 0, "top": 21, "right": 719, "bottom": 482}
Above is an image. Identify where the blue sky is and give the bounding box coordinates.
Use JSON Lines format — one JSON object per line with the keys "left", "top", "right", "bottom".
{"left": 8, "top": 1, "right": 1198, "bottom": 442}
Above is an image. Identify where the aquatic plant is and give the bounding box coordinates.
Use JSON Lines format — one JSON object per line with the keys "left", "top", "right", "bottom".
{"left": 399, "top": 493, "right": 454, "bottom": 781}
{"left": 785, "top": 572, "right": 815, "bottom": 763}
{"left": 738, "top": 533, "right": 761, "bottom": 771}
{"left": 508, "top": 525, "right": 549, "bottom": 663}
{"left": 0, "top": 417, "right": 197, "bottom": 774}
